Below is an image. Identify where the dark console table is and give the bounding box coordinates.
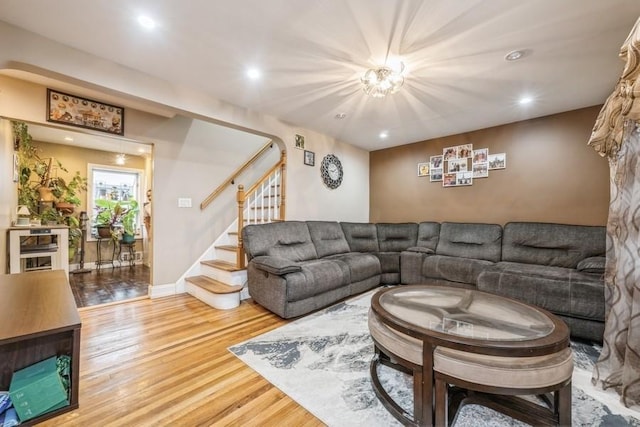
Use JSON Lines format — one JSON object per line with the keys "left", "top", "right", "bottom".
{"left": 0, "top": 270, "right": 81, "bottom": 425}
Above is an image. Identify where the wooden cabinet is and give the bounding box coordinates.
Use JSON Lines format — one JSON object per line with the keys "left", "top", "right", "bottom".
{"left": 0, "top": 270, "right": 81, "bottom": 425}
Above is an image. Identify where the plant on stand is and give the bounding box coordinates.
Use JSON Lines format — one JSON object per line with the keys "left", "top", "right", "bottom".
{"left": 120, "top": 200, "right": 139, "bottom": 244}
{"left": 93, "top": 199, "right": 138, "bottom": 242}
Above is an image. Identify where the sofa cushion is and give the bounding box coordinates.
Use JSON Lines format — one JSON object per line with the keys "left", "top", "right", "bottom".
{"left": 376, "top": 223, "right": 418, "bottom": 252}
{"left": 501, "top": 222, "right": 606, "bottom": 268}
{"left": 477, "top": 262, "right": 605, "bottom": 321}
{"left": 416, "top": 221, "right": 441, "bottom": 251}
{"left": 326, "top": 252, "right": 381, "bottom": 283}
{"left": 243, "top": 221, "right": 317, "bottom": 261}
{"left": 285, "top": 259, "right": 350, "bottom": 302}
{"left": 436, "top": 222, "right": 503, "bottom": 262}
{"left": 251, "top": 256, "right": 302, "bottom": 275}
{"left": 307, "top": 221, "right": 351, "bottom": 258}
{"left": 421, "top": 255, "right": 494, "bottom": 285}
{"left": 341, "top": 222, "right": 380, "bottom": 252}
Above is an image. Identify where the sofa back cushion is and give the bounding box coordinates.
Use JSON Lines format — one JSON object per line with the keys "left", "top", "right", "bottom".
{"left": 502, "top": 222, "right": 606, "bottom": 268}
{"left": 436, "top": 222, "right": 503, "bottom": 262}
{"left": 340, "top": 222, "right": 380, "bottom": 252}
{"left": 307, "top": 221, "right": 351, "bottom": 258}
{"left": 242, "top": 221, "right": 317, "bottom": 262}
{"left": 416, "top": 222, "right": 441, "bottom": 251}
{"left": 377, "top": 223, "right": 418, "bottom": 252}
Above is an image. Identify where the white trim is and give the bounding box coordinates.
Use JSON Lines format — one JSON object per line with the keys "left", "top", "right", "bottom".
{"left": 149, "top": 283, "right": 179, "bottom": 298}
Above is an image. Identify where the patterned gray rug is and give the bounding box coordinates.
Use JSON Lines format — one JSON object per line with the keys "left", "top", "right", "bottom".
{"left": 229, "top": 289, "right": 640, "bottom": 426}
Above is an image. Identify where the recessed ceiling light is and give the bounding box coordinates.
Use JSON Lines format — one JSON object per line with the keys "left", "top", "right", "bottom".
{"left": 379, "top": 131, "right": 389, "bottom": 139}
{"left": 519, "top": 96, "right": 533, "bottom": 105}
{"left": 335, "top": 113, "right": 347, "bottom": 120}
{"left": 137, "top": 15, "right": 157, "bottom": 30}
{"left": 64, "top": 136, "right": 74, "bottom": 142}
{"left": 505, "top": 50, "right": 525, "bottom": 61}
{"left": 246, "top": 68, "right": 261, "bottom": 80}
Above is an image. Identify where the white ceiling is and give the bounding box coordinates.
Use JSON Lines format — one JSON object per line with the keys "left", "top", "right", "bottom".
{"left": 1, "top": 0, "right": 639, "bottom": 151}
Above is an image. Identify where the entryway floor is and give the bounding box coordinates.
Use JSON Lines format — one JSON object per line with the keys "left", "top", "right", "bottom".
{"left": 69, "top": 264, "right": 150, "bottom": 308}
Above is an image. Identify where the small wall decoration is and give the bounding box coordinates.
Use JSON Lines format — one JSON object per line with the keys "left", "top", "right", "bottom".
{"left": 443, "top": 173, "right": 457, "bottom": 187}
{"left": 430, "top": 155, "right": 443, "bottom": 169}
{"left": 473, "top": 148, "right": 488, "bottom": 164}
{"left": 430, "top": 168, "right": 443, "bottom": 182}
{"left": 472, "top": 163, "right": 489, "bottom": 178}
{"left": 13, "top": 153, "right": 19, "bottom": 182}
{"left": 304, "top": 150, "right": 315, "bottom": 166}
{"left": 457, "top": 144, "right": 473, "bottom": 158}
{"left": 443, "top": 146, "right": 458, "bottom": 161}
{"left": 447, "top": 158, "right": 468, "bottom": 173}
{"left": 417, "top": 162, "right": 430, "bottom": 177}
{"left": 456, "top": 171, "right": 473, "bottom": 186}
{"left": 488, "top": 153, "right": 507, "bottom": 169}
{"left": 46, "top": 89, "right": 124, "bottom": 135}
{"left": 295, "top": 134, "right": 305, "bottom": 149}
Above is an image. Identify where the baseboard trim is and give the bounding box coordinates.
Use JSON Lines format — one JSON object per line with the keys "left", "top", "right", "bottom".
{"left": 149, "top": 283, "right": 180, "bottom": 298}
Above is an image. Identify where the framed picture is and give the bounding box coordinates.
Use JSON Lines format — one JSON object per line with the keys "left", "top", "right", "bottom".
{"left": 430, "top": 168, "right": 443, "bottom": 182}
{"left": 418, "top": 162, "right": 430, "bottom": 177}
{"left": 443, "top": 173, "right": 457, "bottom": 187}
{"left": 430, "top": 155, "right": 443, "bottom": 169}
{"left": 304, "top": 150, "right": 315, "bottom": 166}
{"left": 473, "top": 148, "right": 488, "bottom": 164}
{"left": 456, "top": 171, "right": 473, "bottom": 186}
{"left": 46, "top": 89, "right": 124, "bottom": 135}
{"left": 295, "top": 134, "right": 305, "bottom": 149}
{"left": 457, "top": 144, "right": 473, "bottom": 159}
{"left": 13, "top": 153, "right": 19, "bottom": 182}
{"left": 443, "top": 146, "right": 458, "bottom": 161}
{"left": 472, "top": 163, "right": 489, "bottom": 178}
{"left": 447, "top": 158, "right": 468, "bottom": 173}
{"left": 488, "top": 153, "right": 507, "bottom": 170}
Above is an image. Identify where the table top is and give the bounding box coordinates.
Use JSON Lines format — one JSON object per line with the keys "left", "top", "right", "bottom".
{"left": 0, "top": 270, "right": 81, "bottom": 344}
{"left": 372, "top": 285, "right": 569, "bottom": 355}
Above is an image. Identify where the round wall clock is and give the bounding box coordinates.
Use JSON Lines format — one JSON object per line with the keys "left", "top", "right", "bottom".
{"left": 320, "top": 154, "right": 343, "bottom": 189}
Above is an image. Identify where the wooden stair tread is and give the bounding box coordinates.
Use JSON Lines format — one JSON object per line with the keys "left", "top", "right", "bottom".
{"left": 186, "top": 275, "right": 243, "bottom": 294}
{"left": 201, "top": 259, "right": 243, "bottom": 272}
{"left": 215, "top": 244, "right": 237, "bottom": 251}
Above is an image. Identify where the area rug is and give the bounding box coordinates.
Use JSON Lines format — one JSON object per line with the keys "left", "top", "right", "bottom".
{"left": 229, "top": 289, "right": 640, "bottom": 426}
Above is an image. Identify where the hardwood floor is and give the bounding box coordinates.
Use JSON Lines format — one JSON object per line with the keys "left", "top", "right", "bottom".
{"left": 40, "top": 294, "right": 324, "bottom": 426}
{"left": 69, "top": 265, "right": 150, "bottom": 308}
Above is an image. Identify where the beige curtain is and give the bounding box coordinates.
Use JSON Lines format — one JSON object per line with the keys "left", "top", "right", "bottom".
{"left": 588, "top": 16, "right": 640, "bottom": 407}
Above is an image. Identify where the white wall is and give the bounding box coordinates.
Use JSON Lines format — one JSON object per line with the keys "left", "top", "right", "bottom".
{"left": 0, "top": 22, "right": 370, "bottom": 285}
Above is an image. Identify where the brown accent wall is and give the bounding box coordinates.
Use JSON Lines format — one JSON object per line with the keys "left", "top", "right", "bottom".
{"left": 370, "top": 106, "right": 609, "bottom": 226}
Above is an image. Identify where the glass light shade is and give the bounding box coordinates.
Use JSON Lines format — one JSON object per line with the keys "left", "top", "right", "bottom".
{"left": 361, "top": 63, "right": 405, "bottom": 98}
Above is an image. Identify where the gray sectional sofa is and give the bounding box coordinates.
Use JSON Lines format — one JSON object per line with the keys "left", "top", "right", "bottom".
{"left": 242, "top": 220, "right": 606, "bottom": 342}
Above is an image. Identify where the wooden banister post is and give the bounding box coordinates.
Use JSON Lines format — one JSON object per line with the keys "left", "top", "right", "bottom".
{"left": 280, "top": 150, "right": 286, "bottom": 220}
{"left": 237, "top": 185, "right": 246, "bottom": 269}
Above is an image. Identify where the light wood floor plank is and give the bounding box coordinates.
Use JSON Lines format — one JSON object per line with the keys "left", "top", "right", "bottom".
{"left": 39, "top": 295, "right": 325, "bottom": 426}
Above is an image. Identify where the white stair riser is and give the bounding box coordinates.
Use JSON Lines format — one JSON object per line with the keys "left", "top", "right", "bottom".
{"left": 214, "top": 248, "right": 237, "bottom": 264}
{"left": 200, "top": 266, "right": 247, "bottom": 286}
{"left": 185, "top": 282, "right": 240, "bottom": 310}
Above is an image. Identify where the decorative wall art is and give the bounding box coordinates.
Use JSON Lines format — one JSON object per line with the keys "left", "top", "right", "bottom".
{"left": 295, "top": 134, "right": 305, "bottom": 149}
{"left": 46, "top": 89, "right": 124, "bottom": 135}
{"left": 417, "top": 162, "right": 430, "bottom": 177}
{"left": 421, "top": 144, "right": 506, "bottom": 187}
{"left": 304, "top": 150, "right": 315, "bottom": 166}
{"left": 488, "top": 153, "right": 507, "bottom": 169}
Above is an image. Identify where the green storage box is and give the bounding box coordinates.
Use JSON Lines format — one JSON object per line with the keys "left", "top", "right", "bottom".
{"left": 9, "top": 356, "right": 69, "bottom": 422}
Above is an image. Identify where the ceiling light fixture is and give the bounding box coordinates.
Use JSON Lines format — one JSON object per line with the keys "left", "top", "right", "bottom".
{"left": 115, "top": 153, "right": 126, "bottom": 165}
{"left": 361, "top": 62, "right": 405, "bottom": 98}
{"left": 519, "top": 96, "right": 533, "bottom": 105}
{"left": 379, "top": 131, "right": 389, "bottom": 139}
{"left": 505, "top": 50, "right": 525, "bottom": 61}
{"left": 335, "top": 113, "right": 347, "bottom": 120}
{"left": 247, "top": 68, "right": 261, "bottom": 80}
{"left": 137, "top": 15, "right": 157, "bottom": 30}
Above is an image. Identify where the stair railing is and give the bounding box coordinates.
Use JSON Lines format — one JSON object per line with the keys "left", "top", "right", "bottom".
{"left": 236, "top": 150, "right": 287, "bottom": 268}
{"left": 200, "top": 140, "right": 275, "bottom": 210}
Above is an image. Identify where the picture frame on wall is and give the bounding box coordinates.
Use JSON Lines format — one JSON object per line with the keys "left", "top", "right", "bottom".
{"left": 46, "top": 89, "right": 124, "bottom": 135}
{"left": 443, "top": 173, "right": 457, "bottom": 187}
{"left": 418, "top": 162, "right": 430, "bottom": 177}
{"left": 304, "top": 150, "right": 315, "bottom": 166}
{"left": 447, "top": 158, "right": 468, "bottom": 173}
{"left": 472, "top": 163, "right": 489, "bottom": 178}
{"left": 488, "top": 153, "right": 507, "bottom": 170}
{"left": 443, "top": 146, "right": 458, "bottom": 161}
{"left": 430, "top": 155, "right": 443, "bottom": 169}
{"left": 430, "top": 168, "right": 443, "bottom": 182}
{"left": 457, "top": 144, "right": 473, "bottom": 159}
{"left": 295, "top": 134, "right": 305, "bottom": 149}
{"left": 473, "top": 148, "right": 488, "bottom": 164}
{"left": 457, "top": 171, "right": 473, "bottom": 186}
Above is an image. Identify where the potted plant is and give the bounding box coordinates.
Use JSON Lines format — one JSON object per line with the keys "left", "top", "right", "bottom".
{"left": 50, "top": 171, "right": 88, "bottom": 213}
{"left": 93, "top": 199, "right": 138, "bottom": 242}
{"left": 120, "top": 199, "right": 139, "bottom": 243}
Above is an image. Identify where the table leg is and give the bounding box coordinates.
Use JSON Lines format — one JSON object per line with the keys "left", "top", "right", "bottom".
{"left": 422, "top": 342, "right": 435, "bottom": 426}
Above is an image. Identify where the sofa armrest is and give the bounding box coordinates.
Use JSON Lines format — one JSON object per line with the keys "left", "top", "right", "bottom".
{"left": 405, "top": 246, "right": 435, "bottom": 254}
{"left": 251, "top": 256, "right": 302, "bottom": 275}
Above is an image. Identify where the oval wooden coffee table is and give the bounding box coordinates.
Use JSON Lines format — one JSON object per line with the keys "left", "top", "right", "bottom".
{"left": 369, "top": 285, "right": 571, "bottom": 426}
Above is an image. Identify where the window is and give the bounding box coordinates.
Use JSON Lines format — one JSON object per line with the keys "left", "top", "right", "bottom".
{"left": 88, "top": 164, "right": 144, "bottom": 239}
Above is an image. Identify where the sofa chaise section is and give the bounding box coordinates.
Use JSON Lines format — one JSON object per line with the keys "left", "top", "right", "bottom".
{"left": 477, "top": 222, "right": 606, "bottom": 342}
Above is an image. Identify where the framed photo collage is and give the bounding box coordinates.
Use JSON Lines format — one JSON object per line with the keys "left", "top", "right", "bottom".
{"left": 419, "top": 144, "right": 506, "bottom": 188}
